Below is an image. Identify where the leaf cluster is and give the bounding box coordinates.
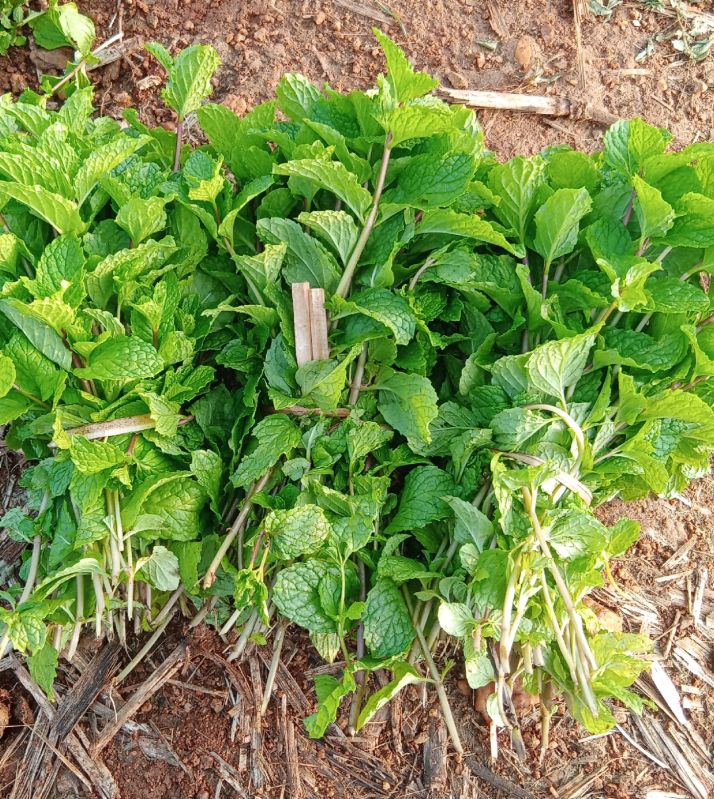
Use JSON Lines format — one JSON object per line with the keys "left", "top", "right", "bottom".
{"left": 1, "top": 32, "right": 713, "bottom": 742}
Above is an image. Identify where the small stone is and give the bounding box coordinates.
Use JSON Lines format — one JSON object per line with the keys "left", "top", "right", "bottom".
{"left": 515, "top": 35, "right": 536, "bottom": 71}
{"left": 352, "top": 63, "right": 361, "bottom": 75}
{"left": 446, "top": 70, "right": 468, "bottom": 89}
{"left": 253, "top": 26, "right": 268, "bottom": 42}
{"left": 196, "top": 792, "right": 210, "bottom": 799}
{"left": 226, "top": 31, "right": 234, "bottom": 43}
{"left": 541, "top": 22, "right": 556, "bottom": 46}
{"left": 210, "top": 697, "right": 224, "bottom": 714}
{"left": 10, "top": 73, "right": 24, "bottom": 95}
{"left": 314, "top": 10, "right": 326, "bottom": 25}
{"left": 223, "top": 94, "right": 248, "bottom": 117}
{"left": 475, "top": 51, "right": 486, "bottom": 70}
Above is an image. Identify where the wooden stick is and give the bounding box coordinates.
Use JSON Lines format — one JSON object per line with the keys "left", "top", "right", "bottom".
{"left": 332, "top": 0, "right": 392, "bottom": 25}
{"left": 10, "top": 657, "right": 118, "bottom": 799}
{"left": 92, "top": 642, "right": 186, "bottom": 755}
{"left": 573, "top": 0, "right": 586, "bottom": 89}
{"left": 292, "top": 282, "right": 313, "bottom": 366}
{"left": 52, "top": 643, "right": 121, "bottom": 739}
{"left": 437, "top": 87, "right": 618, "bottom": 126}
{"left": 309, "top": 288, "right": 330, "bottom": 361}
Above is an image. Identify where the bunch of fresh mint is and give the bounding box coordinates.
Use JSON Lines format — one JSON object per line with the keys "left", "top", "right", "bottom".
{"left": 1, "top": 32, "right": 713, "bottom": 752}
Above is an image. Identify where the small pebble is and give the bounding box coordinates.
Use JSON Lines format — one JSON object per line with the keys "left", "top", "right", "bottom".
{"left": 314, "top": 10, "right": 326, "bottom": 25}
{"left": 475, "top": 51, "right": 486, "bottom": 70}
{"left": 446, "top": 70, "right": 468, "bottom": 89}
{"left": 185, "top": 19, "right": 195, "bottom": 31}
{"left": 515, "top": 35, "right": 536, "bottom": 71}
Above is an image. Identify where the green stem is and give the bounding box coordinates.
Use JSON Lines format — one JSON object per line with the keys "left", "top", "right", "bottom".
{"left": 50, "top": 58, "right": 87, "bottom": 96}
{"left": 406, "top": 588, "right": 464, "bottom": 754}
{"left": 334, "top": 133, "right": 393, "bottom": 299}
{"left": 12, "top": 384, "right": 50, "bottom": 409}
{"left": 596, "top": 300, "right": 618, "bottom": 325}
{"left": 173, "top": 119, "right": 184, "bottom": 172}
{"left": 203, "top": 470, "right": 272, "bottom": 588}
{"left": 541, "top": 258, "right": 553, "bottom": 298}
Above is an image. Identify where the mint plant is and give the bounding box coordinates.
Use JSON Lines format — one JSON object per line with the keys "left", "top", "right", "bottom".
{"left": 1, "top": 33, "right": 713, "bottom": 756}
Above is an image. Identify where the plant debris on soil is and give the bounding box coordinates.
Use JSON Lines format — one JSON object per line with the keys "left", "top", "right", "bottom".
{"left": 0, "top": 2, "right": 714, "bottom": 799}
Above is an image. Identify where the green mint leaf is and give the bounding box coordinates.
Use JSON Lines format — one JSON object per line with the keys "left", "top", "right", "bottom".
{"left": 417, "top": 208, "right": 522, "bottom": 257}
{"left": 137, "top": 545, "right": 180, "bottom": 591}
{"left": 632, "top": 175, "right": 674, "bottom": 243}
{"left": 30, "top": 2, "right": 95, "bottom": 55}
{"left": 464, "top": 637, "right": 496, "bottom": 689}
{"left": 527, "top": 329, "right": 597, "bottom": 403}
{"left": 490, "top": 407, "right": 550, "bottom": 451}
{"left": 604, "top": 118, "right": 670, "bottom": 176}
{"left": 363, "top": 578, "right": 414, "bottom": 658}
{"left": 189, "top": 450, "right": 223, "bottom": 517}
{"left": 171, "top": 541, "right": 203, "bottom": 593}
{"left": 153, "top": 43, "right": 220, "bottom": 121}
{"left": 0, "top": 298, "right": 72, "bottom": 370}
{"left": 273, "top": 158, "right": 371, "bottom": 222}
{"left": 231, "top": 415, "right": 301, "bottom": 488}
{"left": 356, "top": 661, "right": 424, "bottom": 731}
{"left": 32, "top": 234, "right": 85, "bottom": 306}
{"left": 533, "top": 187, "right": 592, "bottom": 268}
{"left": 257, "top": 217, "right": 340, "bottom": 291}
{"left": 667, "top": 193, "right": 714, "bottom": 248}
{"left": 0, "top": 183, "right": 84, "bottom": 235}
{"left": 386, "top": 464, "right": 455, "bottom": 533}
{"left": 597, "top": 255, "right": 661, "bottom": 311}
{"left": 546, "top": 150, "right": 599, "bottom": 193}
{"left": 373, "top": 29, "right": 439, "bottom": 102}
{"left": 28, "top": 642, "right": 58, "bottom": 699}
{"left": 329, "top": 288, "right": 417, "bottom": 346}
{"left": 115, "top": 196, "right": 168, "bottom": 245}
{"left": 304, "top": 671, "right": 356, "bottom": 739}
{"left": 376, "top": 371, "right": 439, "bottom": 451}
{"left": 438, "top": 602, "right": 473, "bottom": 637}
{"left": 377, "top": 103, "right": 456, "bottom": 147}
{"left": 297, "top": 210, "right": 359, "bottom": 267}
{"left": 70, "top": 436, "right": 127, "bottom": 475}
{"left": 131, "top": 476, "right": 206, "bottom": 542}
{"left": 384, "top": 152, "right": 476, "bottom": 208}
{"left": 74, "top": 335, "right": 163, "bottom": 381}
{"left": 443, "top": 496, "right": 493, "bottom": 552}
{"left": 75, "top": 136, "right": 149, "bottom": 206}
{"left": 645, "top": 278, "right": 709, "bottom": 315}
{"left": 276, "top": 73, "right": 321, "bottom": 121}
{"left": 594, "top": 328, "right": 688, "bottom": 373}
{"left": 347, "top": 421, "right": 393, "bottom": 467}
{"left": 488, "top": 155, "right": 546, "bottom": 244}
{"left": 605, "top": 519, "right": 640, "bottom": 558}
{"left": 266, "top": 504, "right": 332, "bottom": 560}
{"left": 273, "top": 560, "right": 340, "bottom": 633}
{"left": 140, "top": 391, "right": 181, "bottom": 437}
{"left": 295, "top": 354, "right": 354, "bottom": 411}
{"left": 0, "top": 354, "right": 16, "bottom": 399}
{"left": 377, "top": 554, "right": 439, "bottom": 584}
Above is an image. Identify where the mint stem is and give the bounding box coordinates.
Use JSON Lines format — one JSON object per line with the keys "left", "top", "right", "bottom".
{"left": 173, "top": 119, "right": 184, "bottom": 172}
{"left": 334, "top": 133, "right": 393, "bottom": 299}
